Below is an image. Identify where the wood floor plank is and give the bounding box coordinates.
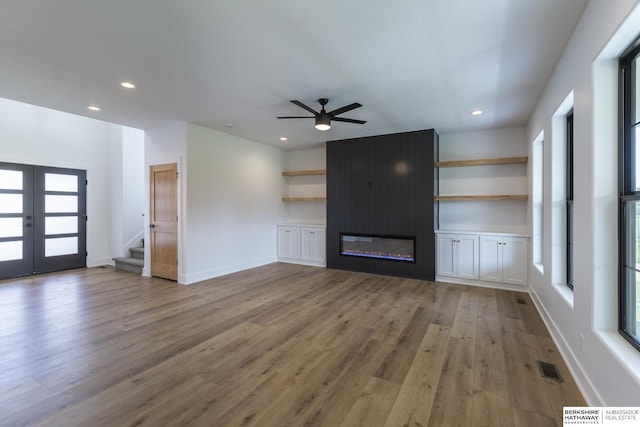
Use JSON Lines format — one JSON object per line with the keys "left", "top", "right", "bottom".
{"left": 0, "top": 264, "right": 585, "bottom": 426}
{"left": 473, "top": 289, "right": 511, "bottom": 404}
{"left": 512, "top": 407, "right": 558, "bottom": 427}
{"left": 431, "top": 284, "right": 462, "bottom": 326}
{"left": 383, "top": 323, "right": 451, "bottom": 427}
{"left": 428, "top": 337, "right": 475, "bottom": 426}
{"left": 472, "top": 395, "right": 516, "bottom": 427}
{"left": 451, "top": 290, "right": 478, "bottom": 341}
{"left": 373, "top": 305, "right": 434, "bottom": 385}
{"left": 341, "top": 377, "right": 400, "bottom": 427}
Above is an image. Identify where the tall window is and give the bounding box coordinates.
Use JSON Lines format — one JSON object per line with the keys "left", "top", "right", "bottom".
{"left": 566, "top": 111, "right": 574, "bottom": 289}
{"left": 619, "top": 40, "right": 640, "bottom": 351}
{"left": 533, "top": 133, "right": 544, "bottom": 270}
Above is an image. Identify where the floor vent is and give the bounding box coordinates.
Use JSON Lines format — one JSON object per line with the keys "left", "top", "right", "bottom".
{"left": 538, "top": 361, "right": 563, "bottom": 382}
{"left": 516, "top": 297, "right": 527, "bottom": 305}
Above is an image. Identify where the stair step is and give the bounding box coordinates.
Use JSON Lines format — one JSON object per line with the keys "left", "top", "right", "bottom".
{"left": 129, "top": 247, "right": 144, "bottom": 259}
{"left": 113, "top": 256, "right": 143, "bottom": 274}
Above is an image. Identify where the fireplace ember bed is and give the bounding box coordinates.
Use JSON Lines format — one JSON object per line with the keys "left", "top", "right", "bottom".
{"left": 340, "top": 233, "right": 415, "bottom": 263}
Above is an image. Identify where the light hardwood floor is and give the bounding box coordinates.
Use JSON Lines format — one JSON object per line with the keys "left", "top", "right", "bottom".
{"left": 0, "top": 263, "right": 585, "bottom": 426}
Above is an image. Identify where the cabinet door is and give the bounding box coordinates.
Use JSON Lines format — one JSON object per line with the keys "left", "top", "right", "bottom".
{"left": 501, "top": 237, "right": 527, "bottom": 286}
{"left": 436, "top": 234, "right": 456, "bottom": 277}
{"left": 301, "top": 227, "right": 325, "bottom": 262}
{"left": 277, "top": 226, "right": 300, "bottom": 259}
{"left": 457, "top": 235, "right": 479, "bottom": 279}
{"left": 479, "top": 235, "right": 502, "bottom": 283}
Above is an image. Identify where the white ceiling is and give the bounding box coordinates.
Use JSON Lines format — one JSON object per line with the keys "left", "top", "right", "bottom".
{"left": 0, "top": 0, "right": 589, "bottom": 149}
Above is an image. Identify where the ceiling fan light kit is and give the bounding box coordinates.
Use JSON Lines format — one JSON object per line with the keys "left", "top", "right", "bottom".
{"left": 315, "top": 115, "right": 331, "bottom": 131}
{"left": 278, "top": 98, "right": 366, "bottom": 131}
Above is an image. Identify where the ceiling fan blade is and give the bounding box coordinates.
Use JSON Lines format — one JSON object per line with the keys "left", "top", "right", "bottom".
{"left": 328, "top": 102, "right": 362, "bottom": 117}
{"left": 290, "top": 100, "right": 319, "bottom": 115}
{"left": 277, "top": 116, "right": 315, "bottom": 119}
{"left": 332, "top": 117, "right": 367, "bottom": 125}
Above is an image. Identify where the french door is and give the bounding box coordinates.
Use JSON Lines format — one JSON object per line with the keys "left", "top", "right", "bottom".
{"left": 0, "top": 162, "right": 86, "bottom": 280}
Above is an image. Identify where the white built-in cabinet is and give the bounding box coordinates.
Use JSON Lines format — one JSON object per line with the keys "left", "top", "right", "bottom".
{"left": 436, "top": 234, "right": 479, "bottom": 280}
{"left": 277, "top": 225, "right": 300, "bottom": 259}
{"left": 436, "top": 231, "right": 528, "bottom": 289}
{"left": 277, "top": 224, "right": 326, "bottom": 267}
{"left": 479, "top": 235, "right": 527, "bottom": 286}
{"left": 301, "top": 227, "right": 326, "bottom": 264}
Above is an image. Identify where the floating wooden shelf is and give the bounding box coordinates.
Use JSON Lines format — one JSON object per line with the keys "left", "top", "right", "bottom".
{"left": 282, "top": 169, "right": 327, "bottom": 177}
{"left": 435, "top": 156, "right": 528, "bottom": 168}
{"left": 435, "top": 195, "right": 528, "bottom": 201}
{"left": 282, "top": 197, "right": 327, "bottom": 202}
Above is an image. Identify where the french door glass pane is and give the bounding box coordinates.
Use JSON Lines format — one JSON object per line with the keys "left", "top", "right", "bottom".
{"left": 0, "top": 241, "right": 22, "bottom": 261}
{"left": 45, "top": 195, "right": 78, "bottom": 213}
{"left": 45, "top": 173, "right": 78, "bottom": 192}
{"left": 0, "top": 194, "right": 23, "bottom": 214}
{"left": 45, "top": 236, "right": 78, "bottom": 257}
{"left": 0, "top": 217, "right": 23, "bottom": 238}
{"left": 45, "top": 216, "right": 77, "bottom": 235}
{"left": 0, "top": 170, "right": 23, "bottom": 190}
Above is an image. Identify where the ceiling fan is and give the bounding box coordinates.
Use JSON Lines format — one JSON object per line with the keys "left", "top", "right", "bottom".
{"left": 277, "top": 98, "right": 366, "bottom": 131}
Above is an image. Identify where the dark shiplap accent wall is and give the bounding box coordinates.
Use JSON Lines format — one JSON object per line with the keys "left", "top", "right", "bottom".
{"left": 326, "top": 129, "right": 438, "bottom": 279}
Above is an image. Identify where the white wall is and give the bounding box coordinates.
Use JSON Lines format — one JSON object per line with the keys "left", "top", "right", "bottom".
{"left": 121, "top": 128, "right": 145, "bottom": 251}
{"left": 526, "top": 0, "right": 640, "bottom": 405}
{"left": 183, "top": 124, "right": 286, "bottom": 284}
{"left": 438, "top": 127, "right": 528, "bottom": 233}
{"left": 144, "top": 122, "right": 188, "bottom": 280}
{"left": 283, "top": 147, "right": 327, "bottom": 225}
{"left": 0, "top": 97, "right": 126, "bottom": 267}
{"left": 108, "top": 127, "right": 145, "bottom": 258}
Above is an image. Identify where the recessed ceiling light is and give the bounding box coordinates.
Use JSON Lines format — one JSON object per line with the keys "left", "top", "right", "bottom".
{"left": 88, "top": 105, "right": 101, "bottom": 111}
{"left": 471, "top": 110, "right": 483, "bottom": 115}
{"left": 280, "top": 137, "right": 287, "bottom": 141}
{"left": 121, "top": 82, "right": 136, "bottom": 89}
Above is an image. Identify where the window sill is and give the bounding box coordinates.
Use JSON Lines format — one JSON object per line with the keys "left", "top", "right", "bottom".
{"left": 534, "top": 263, "right": 544, "bottom": 274}
{"left": 553, "top": 282, "right": 574, "bottom": 308}
{"left": 595, "top": 330, "right": 640, "bottom": 386}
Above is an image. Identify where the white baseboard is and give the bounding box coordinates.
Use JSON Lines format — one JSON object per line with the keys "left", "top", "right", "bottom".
{"left": 88, "top": 257, "right": 114, "bottom": 267}
{"left": 435, "top": 275, "right": 529, "bottom": 293}
{"left": 277, "top": 257, "right": 326, "bottom": 268}
{"left": 180, "top": 256, "right": 278, "bottom": 285}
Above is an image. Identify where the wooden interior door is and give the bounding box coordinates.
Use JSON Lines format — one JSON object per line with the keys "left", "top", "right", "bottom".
{"left": 150, "top": 163, "right": 178, "bottom": 281}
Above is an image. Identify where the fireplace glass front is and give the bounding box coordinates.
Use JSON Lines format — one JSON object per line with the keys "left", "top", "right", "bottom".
{"left": 340, "top": 233, "right": 415, "bottom": 262}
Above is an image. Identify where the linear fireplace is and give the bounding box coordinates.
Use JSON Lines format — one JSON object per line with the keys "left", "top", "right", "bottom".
{"left": 341, "top": 233, "right": 415, "bottom": 263}
{"left": 327, "top": 129, "right": 436, "bottom": 279}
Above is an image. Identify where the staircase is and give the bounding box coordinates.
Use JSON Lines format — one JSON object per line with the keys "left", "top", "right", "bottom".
{"left": 113, "top": 243, "right": 144, "bottom": 274}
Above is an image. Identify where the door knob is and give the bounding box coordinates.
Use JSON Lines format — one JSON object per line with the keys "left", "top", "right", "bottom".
{"left": 150, "top": 224, "right": 155, "bottom": 228}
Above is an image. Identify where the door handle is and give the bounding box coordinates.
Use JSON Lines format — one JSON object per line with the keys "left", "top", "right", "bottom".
{"left": 150, "top": 224, "right": 155, "bottom": 228}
